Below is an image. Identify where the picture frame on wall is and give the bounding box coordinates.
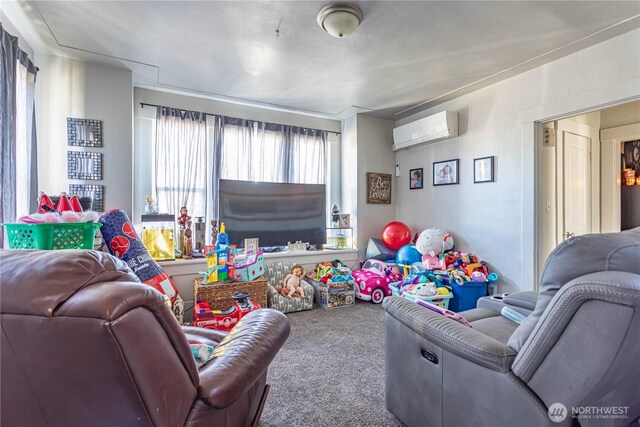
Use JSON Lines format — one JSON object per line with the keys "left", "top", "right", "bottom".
{"left": 67, "top": 118, "right": 103, "bottom": 147}
{"left": 366, "top": 172, "right": 392, "bottom": 204}
{"left": 69, "top": 184, "right": 103, "bottom": 212}
{"left": 433, "top": 159, "right": 459, "bottom": 186}
{"left": 409, "top": 168, "right": 423, "bottom": 189}
{"left": 67, "top": 151, "right": 103, "bottom": 180}
{"left": 474, "top": 156, "right": 495, "bottom": 183}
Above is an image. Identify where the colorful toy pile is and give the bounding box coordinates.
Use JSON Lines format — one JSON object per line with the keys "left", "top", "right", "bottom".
{"left": 357, "top": 224, "right": 499, "bottom": 311}
{"left": 312, "top": 260, "right": 354, "bottom": 283}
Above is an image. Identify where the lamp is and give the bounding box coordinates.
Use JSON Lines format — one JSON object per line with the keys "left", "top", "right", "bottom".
{"left": 316, "top": 4, "right": 363, "bottom": 38}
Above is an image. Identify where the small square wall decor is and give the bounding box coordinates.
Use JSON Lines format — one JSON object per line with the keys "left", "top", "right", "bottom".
{"left": 67, "top": 118, "right": 103, "bottom": 147}
{"left": 69, "top": 184, "right": 104, "bottom": 212}
{"left": 68, "top": 151, "right": 102, "bottom": 180}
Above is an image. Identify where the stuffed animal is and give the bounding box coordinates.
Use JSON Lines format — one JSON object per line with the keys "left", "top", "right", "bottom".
{"left": 282, "top": 264, "right": 306, "bottom": 298}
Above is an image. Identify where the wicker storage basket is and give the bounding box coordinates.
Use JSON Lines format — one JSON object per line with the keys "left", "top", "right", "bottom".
{"left": 194, "top": 276, "right": 268, "bottom": 310}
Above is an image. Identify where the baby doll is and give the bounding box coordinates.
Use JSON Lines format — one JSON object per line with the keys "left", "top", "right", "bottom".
{"left": 282, "top": 265, "right": 306, "bottom": 298}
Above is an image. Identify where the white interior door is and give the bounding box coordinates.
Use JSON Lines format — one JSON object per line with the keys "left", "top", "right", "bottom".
{"left": 562, "top": 131, "right": 592, "bottom": 239}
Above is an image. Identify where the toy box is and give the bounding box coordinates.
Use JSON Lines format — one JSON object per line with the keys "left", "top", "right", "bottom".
{"left": 305, "top": 276, "right": 355, "bottom": 310}
{"left": 389, "top": 281, "right": 452, "bottom": 309}
{"left": 193, "top": 276, "right": 267, "bottom": 311}
{"left": 234, "top": 250, "right": 265, "bottom": 282}
{"left": 448, "top": 281, "right": 488, "bottom": 312}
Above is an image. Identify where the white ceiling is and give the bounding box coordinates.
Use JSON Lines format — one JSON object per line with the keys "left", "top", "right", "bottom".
{"left": 4, "top": 1, "right": 640, "bottom": 120}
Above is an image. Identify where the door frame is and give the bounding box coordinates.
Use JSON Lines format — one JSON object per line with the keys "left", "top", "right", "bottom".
{"left": 521, "top": 79, "right": 639, "bottom": 289}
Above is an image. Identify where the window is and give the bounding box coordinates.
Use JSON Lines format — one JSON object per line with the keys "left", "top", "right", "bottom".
{"left": 151, "top": 109, "right": 329, "bottom": 229}
{"left": 153, "top": 108, "right": 208, "bottom": 220}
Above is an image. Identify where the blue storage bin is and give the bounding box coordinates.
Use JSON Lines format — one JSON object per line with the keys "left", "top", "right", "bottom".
{"left": 448, "top": 281, "right": 488, "bottom": 312}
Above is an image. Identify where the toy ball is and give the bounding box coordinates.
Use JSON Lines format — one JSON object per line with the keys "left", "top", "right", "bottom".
{"left": 415, "top": 228, "right": 454, "bottom": 255}
{"left": 396, "top": 244, "right": 422, "bottom": 266}
{"left": 381, "top": 221, "right": 412, "bottom": 250}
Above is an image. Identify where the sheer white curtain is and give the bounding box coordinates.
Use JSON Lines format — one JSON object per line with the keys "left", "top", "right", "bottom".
{"left": 154, "top": 107, "right": 208, "bottom": 219}
{"left": 221, "top": 118, "right": 327, "bottom": 184}
{"left": 15, "top": 60, "right": 36, "bottom": 218}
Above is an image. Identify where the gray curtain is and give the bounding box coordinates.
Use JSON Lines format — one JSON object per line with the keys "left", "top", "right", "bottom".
{"left": 1, "top": 24, "right": 38, "bottom": 247}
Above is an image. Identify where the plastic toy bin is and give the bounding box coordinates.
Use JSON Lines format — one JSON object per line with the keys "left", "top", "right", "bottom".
{"left": 448, "top": 281, "right": 488, "bottom": 312}
{"left": 389, "top": 281, "right": 452, "bottom": 309}
{"left": 4, "top": 222, "right": 100, "bottom": 250}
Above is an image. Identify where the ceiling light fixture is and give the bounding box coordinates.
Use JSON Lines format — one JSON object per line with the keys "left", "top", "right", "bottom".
{"left": 316, "top": 4, "right": 363, "bottom": 38}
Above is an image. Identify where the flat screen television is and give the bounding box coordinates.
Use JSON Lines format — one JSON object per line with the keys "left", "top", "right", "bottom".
{"left": 218, "top": 179, "right": 326, "bottom": 249}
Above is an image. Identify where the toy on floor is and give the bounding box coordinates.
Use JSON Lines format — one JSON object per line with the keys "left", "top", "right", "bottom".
{"left": 282, "top": 264, "right": 306, "bottom": 298}
{"left": 415, "top": 228, "right": 454, "bottom": 270}
{"left": 352, "top": 259, "right": 403, "bottom": 304}
{"left": 192, "top": 291, "right": 260, "bottom": 331}
{"left": 381, "top": 221, "right": 412, "bottom": 250}
{"left": 99, "top": 209, "right": 184, "bottom": 322}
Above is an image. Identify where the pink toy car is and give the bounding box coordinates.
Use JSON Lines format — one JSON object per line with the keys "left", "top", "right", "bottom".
{"left": 352, "top": 259, "right": 403, "bottom": 304}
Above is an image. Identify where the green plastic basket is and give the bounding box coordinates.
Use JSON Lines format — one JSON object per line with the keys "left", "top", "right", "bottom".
{"left": 4, "top": 222, "right": 101, "bottom": 250}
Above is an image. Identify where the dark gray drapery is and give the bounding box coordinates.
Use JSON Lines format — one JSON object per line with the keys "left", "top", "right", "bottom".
{"left": 0, "top": 24, "right": 38, "bottom": 247}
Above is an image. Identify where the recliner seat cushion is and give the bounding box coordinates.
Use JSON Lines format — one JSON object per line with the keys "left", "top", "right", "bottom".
{"left": 508, "top": 227, "right": 640, "bottom": 351}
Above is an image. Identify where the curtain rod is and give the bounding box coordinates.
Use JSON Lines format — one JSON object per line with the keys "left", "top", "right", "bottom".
{"left": 139, "top": 102, "right": 341, "bottom": 135}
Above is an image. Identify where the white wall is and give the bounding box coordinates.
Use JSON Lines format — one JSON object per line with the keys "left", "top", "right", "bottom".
{"left": 355, "top": 114, "right": 397, "bottom": 260}
{"left": 36, "top": 54, "right": 133, "bottom": 215}
{"left": 395, "top": 28, "right": 640, "bottom": 293}
{"left": 601, "top": 100, "right": 640, "bottom": 129}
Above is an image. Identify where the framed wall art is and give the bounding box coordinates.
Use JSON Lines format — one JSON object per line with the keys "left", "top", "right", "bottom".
{"left": 433, "top": 159, "right": 459, "bottom": 186}
{"left": 68, "top": 151, "right": 102, "bottom": 180}
{"left": 474, "top": 156, "right": 495, "bottom": 183}
{"left": 69, "top": 184, "right": 104, "bottom": 212}
{"left": 409, "top": 168, "right": 423, "bottom": 189}
{"left": 366, "top": 172, "right": 392, "bottom": 204}
{"left": 67, "top": 118, "right": 103, "bottom": 147}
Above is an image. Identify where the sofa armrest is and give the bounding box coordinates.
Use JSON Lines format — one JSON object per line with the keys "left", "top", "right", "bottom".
{"left": 383, "top": 297, "right": 516, "bottom": 372}
{"left": 300, "top": 280, "right": 314, "bottom": 296}
{"left": 196, "top": 308, "right": 290, "bottom": 408}
{"left": 267, "top": 283, "right": 280, "bottom": 299}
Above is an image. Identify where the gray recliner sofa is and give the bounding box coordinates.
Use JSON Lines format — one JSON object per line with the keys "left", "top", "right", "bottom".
{"left": 383, "top": 228, "right": 640, "bottom": 427}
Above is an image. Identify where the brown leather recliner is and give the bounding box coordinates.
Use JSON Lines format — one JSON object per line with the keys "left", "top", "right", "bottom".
{"left": 0, "top": 250, "right": 290, "bottom": 427}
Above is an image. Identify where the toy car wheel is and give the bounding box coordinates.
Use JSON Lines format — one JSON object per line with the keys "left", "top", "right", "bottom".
{"left": 371, "top": 288, "right": 385, "bottom": 304}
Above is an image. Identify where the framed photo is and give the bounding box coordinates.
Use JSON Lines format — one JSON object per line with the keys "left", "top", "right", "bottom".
{"left": 244, "top": 238, "right": 259, "bottom": 253}
{"left": 366, "top": 172, "right": 392, "bottom": 204}
{"left": 338, "top": 214, "right": 351, "bottom": 228}
{"left": 67, "top": 151, "right": 102, "bottom": 180}
{"left": 433, "top": 159, "right": 459, "bottom": 186}
{"left": 409, "top": 168, "right": 423, "bottom": 189}
{"left": 67, "top": 118, "right": 102, "bottom": 147}
{"left": 474, "top": 156, "right": 494, "bottom": 183}
{"left": 69, "top": 184, "right": 103, "bottom": 211}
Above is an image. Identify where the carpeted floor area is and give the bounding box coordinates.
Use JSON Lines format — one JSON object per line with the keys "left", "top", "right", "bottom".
{"left": 260, "top": 301, "right": 404, "bottom": 427}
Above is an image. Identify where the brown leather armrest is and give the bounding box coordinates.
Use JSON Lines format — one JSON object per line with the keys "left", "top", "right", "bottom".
{"left": 182, "top": 325, "right": 228, "bottom": 344}
{"left": 196, "top": 309, "right": 290, "bottom": 408}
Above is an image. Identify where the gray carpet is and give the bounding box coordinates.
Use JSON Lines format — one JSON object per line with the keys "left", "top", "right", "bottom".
{"left": 260, "top": 301, "right": 404, "bottom": 427}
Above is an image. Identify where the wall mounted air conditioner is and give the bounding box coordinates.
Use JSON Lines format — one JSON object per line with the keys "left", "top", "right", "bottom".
{"left": 392, "top": 111, "right": 458, "bottom": 151}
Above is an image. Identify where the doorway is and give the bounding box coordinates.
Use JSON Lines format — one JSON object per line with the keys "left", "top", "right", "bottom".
{"left": 536, "top": 100, "right": 640, "bottom": 281}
